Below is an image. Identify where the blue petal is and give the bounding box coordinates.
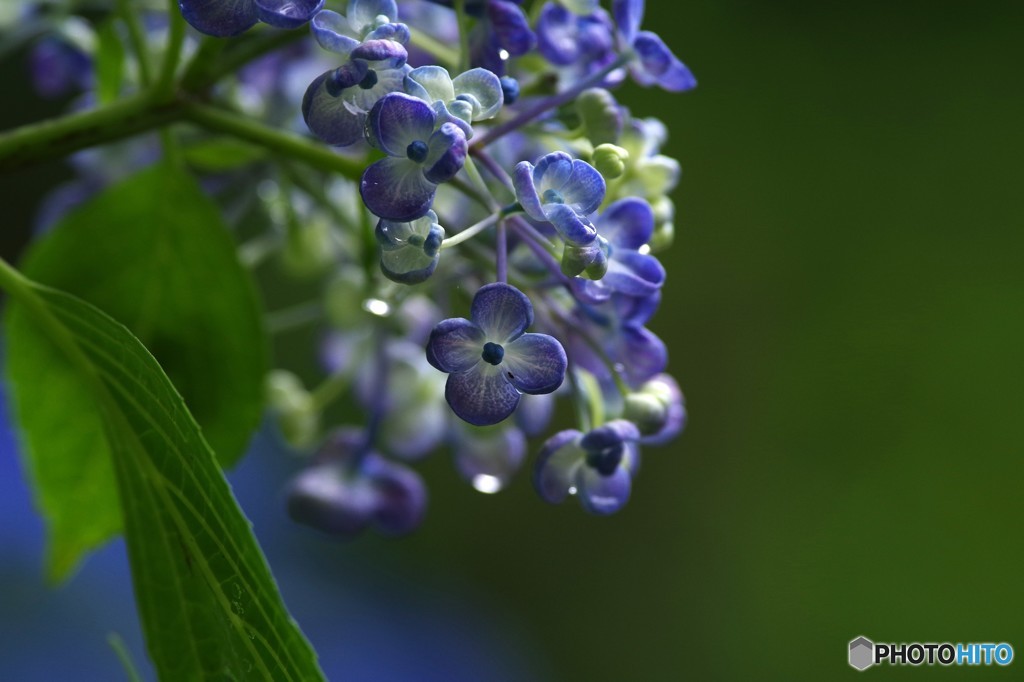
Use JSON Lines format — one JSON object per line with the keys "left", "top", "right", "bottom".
{"left": 351, "top": 39, "right": 409, "bottom": 69}
{"left": 366, "top": 92, "right": 435, "bottom": 156}
{"left": 580, "top": 419, "right": 641, "bottom": 450}
{"left": 577, "top": 463, "right": 631, "bottom": 515}
{"left": 544, "top": 203, "right": 597, "bottom": 245}
{"left": 612, "top": 0, "right": 643, "bottom": 44}
{"left": 286, "top": 463, "right": 376, "bottom": 535}
{"left": 302, "top": 71, "right": 367, "bottom": 146}
{"left": 348, "top": 0, "right": 400, "bottom": 34}
{"left": 327, "top": 61, "right": 370, "bottom": 93}
{"left": 536, "top": 3, "right": 580, "bottom": 66}
{"left": 445, "top": 363, "right": 521, "bottom": 426}
{"left": 179, "top": 0, "right": 259, "bottom": 37}
{"left": 533, "top": 430, "right": 584, "bottom": 504}
{"left": 471, "top": 282, "right": 533, "bottom": 341}
{"left": 533, "top": 151, "right": 574, "bottom": 195}
{"left": 426, "top": 317, "right": 485, "bottom": 372}
{"left": 405, "top": 65, "right": 455, "bottom": 103}
{"left": 360, "top": 156, "right": 437, "bottom": 221}
{"left": 512, "top": 161, "right": 545, "bottom": 221}
{"left": 363, "top": 453, "right": 427, "bottom": 534}
{"left": 311, "top": 10, "right": 360, "bottom": 55}
{"left": 423, "top": 122, "right": 467, "bottom": 184}
{"left": 365, "top": 22, "right": 410, "bottom": 45}
{"left": 515, "top": 392, "right": 555, "bottom": 437}
{"left": 602, "top": 250, "right": 665, "bottom": 296}
{"left": 561, "top": 159, "right": 605, "bottom": 215}
{"left": 502, "top": 333, "right": 567, "bottom": 395}
{"left": 618, "top": 326, "right": 667, "bottom": 386}
{"left": 254, "top": 0, "right": 323, "bottom": 29}
{"left": 632, "top": 31, "right": 696, "bottom": 92}
{"left": 598, "top": 198, "right": 654, "bottom": 248}
{"left": 452, "top": 67, "right": 504, "bottom": 120}
{"left": 487, "top": 0, "right": 537, "bottom": 56}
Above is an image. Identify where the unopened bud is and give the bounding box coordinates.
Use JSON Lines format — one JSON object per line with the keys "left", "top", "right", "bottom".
{"left": 592, "top": 143, "right": 629, "bottom": 180}
{"left": 266, "top": 370, "right": 319, "bottom": 448}
{"left": 576, "top": 88, "right": 623, "bottom": 145}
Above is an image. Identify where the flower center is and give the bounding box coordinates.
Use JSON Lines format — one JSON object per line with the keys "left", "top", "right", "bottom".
{"left": 542, "top": 188, "right": 564, "bottom": 204}
{"left": 406, "top": 140, "right": 429, "bottom": 163}
{"left": 585, "top": 442, "right": 624, "bottom": 476}
{"left": 358, "top": 70, "right": 378, "bottom": 90}
{"left": 481, "top": 342, "right": 504, "bottom": 365}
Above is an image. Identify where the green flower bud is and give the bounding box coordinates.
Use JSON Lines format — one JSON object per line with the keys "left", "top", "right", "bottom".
{"left": 592, "top": 143, "right": 629, "bottom": 180}
{"left": 623, "top": 392, "right": 670, "bottom": 436}
{"left": 648, "top": 197, "right": 675, "bottom": 253}
{"left": 266, "top": 370, "right": 319, "bottom": 448}
{"left": 561, "top": 236, "right": 609, "bottom": 279}
{"left": 575, "top": 88, "right": 624, "bottom": 145}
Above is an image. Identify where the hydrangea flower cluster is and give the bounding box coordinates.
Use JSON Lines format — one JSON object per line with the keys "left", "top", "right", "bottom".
{"left": 179, "top": 0, "right": 695, "bottom": 534}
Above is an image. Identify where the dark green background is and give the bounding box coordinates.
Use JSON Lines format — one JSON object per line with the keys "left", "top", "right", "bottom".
{"left": 3, "top": 1, "right": 1024, "bottom": 679}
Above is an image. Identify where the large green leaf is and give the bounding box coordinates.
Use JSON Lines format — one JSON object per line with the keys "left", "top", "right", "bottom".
{"left": 1, "top": 261, "right": 324, "bottom": 681}
{"left": 16, "top": 162, "right": 267, "bottom": 579}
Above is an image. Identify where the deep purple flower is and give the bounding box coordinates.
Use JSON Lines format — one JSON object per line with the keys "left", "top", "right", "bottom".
{"left": 426, "top": 283, "right": 567, "bottom": 426}
{"left": 360, "top": 93, "right": 468, "bottom": 221}
{"left": 536, "top": 3, "right": 617, "bottom": 76}
{"left": 573, "top": 198, "right": 665, "bottom": 299}
{"left": 302, "top": 7, "right": 412, "bottom": 146}
{"left": 567, "top": 292, "right": 667, "bottom": 387}
{"left": 179, "top": 0, "right": 324, "bottom": 37}
{"left": 513, "top": 152, "right": 605, "bottom": 245}
{"left": 612, "top": 0, "right": 696, "bottom": 91}
{"left": 286, "top": 428, "right": 427, "bottom": 536}
{"left": 29, "top": 36, "right": 92, "bottom": 98}
{"left": 375, "top": 210, "right": 445, "bottom": 284}
{"left": 533, "top": 419, "right": 640, "bottom": 515}
{"left": 425, "top": 0, "right": 536, "bottom": 75}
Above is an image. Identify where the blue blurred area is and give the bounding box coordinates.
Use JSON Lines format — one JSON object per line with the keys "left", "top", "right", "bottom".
{"left": 0, "top": 381, "right": 549, "bottom": 681}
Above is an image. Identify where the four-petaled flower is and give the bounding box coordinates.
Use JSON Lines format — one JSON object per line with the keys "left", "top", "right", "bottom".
{"left": 361, "top": 92, "right": 468, "bottom": 221}
{"left": 513, "top": 151, "right": 606, "bottom": 245}
{"left": 179, "top": 0, "right": 324, "bottom": 37}
{"left": 534, "top": 419, "right": 640, "bottom": 515}
{"left": 613, "top": 0, "right": 696, "bottom": 91}
{"left": 375, "top": 210, "right": 446, "bottom": 284}
{"left": 573, "top": 197, "right": 665, "bottom": 300}
{"left": 426, "top": 283, "right": 567, "bottom": 426}
{"left": 404, "top": 65, "right": 504, "bottom": 136}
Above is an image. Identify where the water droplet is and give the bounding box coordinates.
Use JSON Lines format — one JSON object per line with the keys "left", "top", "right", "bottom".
{"left": 472, "top": 474, "right": 503, "bottom": 494}
{"left": 568, "top": 486, "right": 578, "bottom": 495}
{"left": 498, "top": 49, "right": 510, "bottom": 61}
{"left": 638, "top": 244, "right": 651, "bottom": 255}
{"left": 362, "top": 298, "right": 391, "bottom": 316}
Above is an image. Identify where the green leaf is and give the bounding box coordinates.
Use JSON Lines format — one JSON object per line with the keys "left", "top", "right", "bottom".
{"left": 95, "top": 19, "right": 126, "bottom": 106}
{"left": 16, "top": 162, "right": 267, "bottom": 580}
{"left": 0, "top": 259, "right": 325, "bottom": 681}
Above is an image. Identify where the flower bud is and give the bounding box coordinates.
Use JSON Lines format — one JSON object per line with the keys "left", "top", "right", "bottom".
{"left": 266, "top": 370, "right": 319, "bottom": 448}
{"left": 623, "top": 392, "right": 670, "bottom": 436}
{"left": 648, "top": 197, "right": 675, "bottom": 253}
{"left": 561, "top": 236, "right": 609, "bottom": 279}
{"left": 592, "top": 143, "right": 629, "bottom": 180}
{"left": 575, "top": 88, "right": 623, "bottom": 145}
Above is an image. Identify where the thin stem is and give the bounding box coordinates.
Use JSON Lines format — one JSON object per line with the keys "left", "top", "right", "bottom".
{"left": 181, "top": 102, "right": 365, "bottom": 180}
{"left": 462, "top": 155, "right": 499, "bottom": 209}
{"left": 118, "top": 0, "right": 153, "bottom": 85}
{"left": 441, "top": 212, "right": 502, "bottom": 249}
{"left": 107, "top": 633, "right": 144, "bottom": 682}
{"left": 155, "top": 0, "right": 187, "bottom": 95}
{"left": 310, "top": 371, "right": 351, "bottom": 412}
{"left": 408, "top": 30, "right": 459, "bottom": 71}
{"left": 470, "top": 148, "right": 515, "bottom": 194}
{"left": 454, "top": 0, "right": 472, "bottom": 73}
{"left": 471, "top": 52, "right": 633, "bottom": 149}
{"left": 0, "top": 93, "right": 179, "bottom": 173}
{"left": 566, "top": 366, "right": 592, "bottom": 433}
{"left": 183, "top": 28, "right": 307, "bottom": 91}
{"left": 265, "top": 301, "right": 324, "bottom": 334}
{"left": 496, "top": 220, "right": 508, "bottom": 283}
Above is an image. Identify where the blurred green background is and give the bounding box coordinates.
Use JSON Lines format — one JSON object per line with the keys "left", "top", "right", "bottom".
{"left": 3, "top": 0, "right": 1024, "bottom": 679}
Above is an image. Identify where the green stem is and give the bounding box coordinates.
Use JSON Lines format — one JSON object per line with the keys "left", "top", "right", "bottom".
{"left": 155, "top": 0, "right": 187, "bottom": 95}
{"left": 181, "top": 102, "right": 364, "bottom": 180}
{"left": 454, "top": 0, "right": 472, "bottom": 73}
{"left": 408, "top": 30, "right": 459, "bottom": 71}
{"left": 118, "top": 0, "right": 153, "bottom": 85}
{"left": 310, "top": 372, "right": 351, "bottom": 412}
{"left": 107, "top": 632, "right": 144, "bottom": 682}
{"left": 441, "top": 212, "right": 502, "bottom": 249}
{"left": 0, "top": 93, "right": 179, "bottom": 174}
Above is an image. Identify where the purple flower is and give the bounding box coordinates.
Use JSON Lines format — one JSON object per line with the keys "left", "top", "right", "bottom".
{"left": 533, "top": 419, "right": 640, "bottom": 515}
{"left": 424, "top": 0, "right": 536, "bottom": 75}
{"left": 302, "top": 8, "right": 412, "bottom": 146}
{"left": 567, "top": 292, "right": 667, "bottom": 387}
{"left": 536, "top": 3, "right": 617, "bottom": 78}
{"left": 286, "top": 429, "right": 427, "bottom": 536}
{"left": 613, "top": 0, "right": 696, "bottom": 92}
{"left": 29, "top": 36, "right": 92, "bottom": 98}
{"left": 574, "top": 198, "right": 665, "bottom": 299}
{"left": 404, "top": 66, "right": 504, "bottom": 135}
{"left": 375, "top": 210, "right": 446, "bottom": 284}
{"left": 360, "top": 93, "right": 468, "bottom": 221}
{"left": 426, "top": 283, "right": 567, "bottom": 426}
{"left": 179, "top": 0, "right": 324, "bottom": 37}
{"left": 513, "top": 152, "right": 606, "bottom": 245}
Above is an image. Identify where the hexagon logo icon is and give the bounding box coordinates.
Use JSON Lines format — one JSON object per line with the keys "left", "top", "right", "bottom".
{"left": 849, "top": 636, "right": 874, "bottom": 670}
